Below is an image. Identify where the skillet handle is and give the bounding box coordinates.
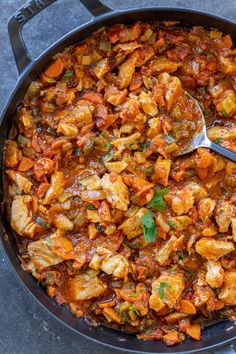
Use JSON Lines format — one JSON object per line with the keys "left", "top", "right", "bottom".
{"left": 8, "top": 0, "right": 57, "bottom": 75}
{"left": 8, "top": 0, "right": 114, "bottom": 76}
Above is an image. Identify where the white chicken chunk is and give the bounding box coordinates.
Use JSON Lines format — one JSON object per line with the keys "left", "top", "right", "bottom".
{"left": 43, "top": 171, "right": 65, "bottom": 205}
{"left": 215, "top": 200, "right": 234, "bottom": 233}
{"left": 150, "top": 273, "right": 185, "bottom": 309}
{"left": 195, "top": 238, "right": 235, "bottom": 260}
{"left": 198, "top": 198, "right": 216, "bottom": 220}
{"left": 104, "top": 161, "right": 128, "bottom": 174}
{"left": 79, "top": 174, "right": 102, "bottom": 191}
{"left": 112, "top": 133, "right": 141, "bottom": 152}
{"left": 100, "top": 254, "right": 129, "bottom": 279}
{"left": 28, "top": 233, "right": 63, "bottom": 270}
{"left": 188, "top": 182, "right": 208, "bottom": 201}
{"left": 118, "top": 208, "right": 147, "bottom": 239}
{"left": 206, "top": 260, "right": 224, "bottom": 288}
{"left": 169, "top": 190, "right": 194, "bottom": 215}
{"left": 65, "top": 273, "right": 108, "bottom": 301}
{"left": 156, "top": 235, "right": 178, "bottom": 265}
{"left": 6, "top": 170, "right": 32, "bottom": 194}
{"left": 11, "top": 195, "right": 37, "bottom": 238}
{"left": 101, "top": 173, "right": 129, "bottom": 211}
{"left": 219, "top": 271, "right": 236, "bottom": 305}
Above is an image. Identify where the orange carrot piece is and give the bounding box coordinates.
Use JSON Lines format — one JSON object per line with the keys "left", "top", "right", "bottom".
{"left": 32, "top": 195, "right": 38, "bottom": 213}
{"left": 18, "top": 157, "right": 34, "bottom": 172}
{"left": 98, "top": 300, "right": 116, "bottom": 308}
{"left": 163, "top": 331, "right": 179, "bottom": 346}
{"left": 37, "top": 182, "right": 50, "bottom": 198}
{"left": 82, "top": 92, "right": 103, "bottom": 104}
{"left": 103, "top": 307, "right": 121, "bottom": 324}
{"left": 45, "top": 58, "right": 64, "bottom": 78}
{"left": 186, "top": 324, "right": 201, "bottom": 340}
{"left": 223, "top": 34, "right": 233, "bottom": 48}
{"left": 179, "top": 300, "right": 197, "bottom": 315}
{"left": 130, "top": 72, "right": 142, "bottom": 91}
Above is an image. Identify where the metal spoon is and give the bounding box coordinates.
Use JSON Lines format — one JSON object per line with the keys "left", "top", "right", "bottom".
{"left": 179, "top": 92, "right": 236, "bottom": 163}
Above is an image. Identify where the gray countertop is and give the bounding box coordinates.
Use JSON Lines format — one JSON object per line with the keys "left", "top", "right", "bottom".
{"left": 0, "top": 1, "right": 236, "bottom": 353}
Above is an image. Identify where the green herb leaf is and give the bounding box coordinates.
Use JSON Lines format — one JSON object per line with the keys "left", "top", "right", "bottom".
{"left": 86, "top": 204, "right": 96, "bottom": 210}
{"left": 221, "top": 109, "right": 229, "bottom": 118}
{"left": 33, "top": 213, "right": 50, "bottom": 229}
{"left": 141, "top": 210, "right": 157, "bottom": 243}
{"left": 129, "top": 304, "right": 140, "bottom": 315}
{"left": 128, "top": 293, "right": 139, "bottom": 298}
{"left": 158, "top": 282, "right": 171, "bottom": 300}
{"left": 148, "top": 188, "right": 169, "bottom": 211}
{"left": 169, "top": 220, "right": 176, "bottom": 228}
{"left": 63, "top": 70, "right": 73, "bottom": 80}
{"left": 213, "top": 137, "right": 221, "bottom": 144}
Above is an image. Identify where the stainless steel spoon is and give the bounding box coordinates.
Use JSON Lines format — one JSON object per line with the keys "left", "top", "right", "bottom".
{"left": 179, "top": 92, "right": 236, "bottom": 162}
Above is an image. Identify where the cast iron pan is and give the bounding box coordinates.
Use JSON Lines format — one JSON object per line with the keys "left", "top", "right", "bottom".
{"left": 1, "top": 1, "right": 236, "bottom": 353}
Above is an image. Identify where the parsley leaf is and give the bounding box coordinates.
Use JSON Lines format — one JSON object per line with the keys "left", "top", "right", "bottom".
{"left": 128, "top": 293, "right": 139, "bottom": 298}
{"left": 169, "top": 220, "right": 176, "bottom": 228}
{"left": 148, "top": 188, "right": 169, "bottom": 211}
{"left": 129, "top": 304, "right": 140, "bottom": 315}
{"left": 158, "top": 282, "right": 171, "bottom": 299}
{"left": 86, "top": 204, "right": 96, "bottom": 210}
{"left": 63, "top": 70, "right": 73, "bottom": 80}
{"left": 141, "top": 210, "right": 157, "bottom": 243}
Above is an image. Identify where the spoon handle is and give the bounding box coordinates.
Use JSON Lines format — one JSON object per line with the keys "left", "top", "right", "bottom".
{"left": 203, "top": 137, "right": 236, "bottom": 163}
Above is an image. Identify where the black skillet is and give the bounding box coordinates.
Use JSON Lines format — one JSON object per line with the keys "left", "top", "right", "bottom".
{"left": 0, "top": 1, "right": 236, "bottom": 353}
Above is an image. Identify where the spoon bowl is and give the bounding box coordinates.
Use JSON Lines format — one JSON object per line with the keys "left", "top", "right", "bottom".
{"left": 178, "top": 92, "right": 236, "bottom": 163}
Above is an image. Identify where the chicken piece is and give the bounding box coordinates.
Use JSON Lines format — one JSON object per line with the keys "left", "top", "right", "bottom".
{"left": 151, "top": 273, "right": 185, "bottom": 309}
{"left": 28, "top": 232, "right": 63, "bottom": 270}
{"left": 219, "top": 271, "right": 236, "bottom": 305}
{"left": 65, "top": 100, "right": 94, "bottom": 127}
{"left": 118, "top": 56, "right": 137, "bottom": 89}
{"left": 93, "top": 58, "right": 109, "bottom": 79}
{"left": 43, "top": 171, "right": 65, "bottom": 205}
{"left": 195, "top": 238, "right": 234, "bottom": 260}
{"left": 101, "top": 173, "right": 129, "bottom": 211}
{"left": 193, "top": 284, "right": 217, "bottom": 310}
{"left": 219, "top": 55, "right": 236, "bottom": 75}
{"left": 79, "top": 174, "right": 102, "bottom": 190}
{"left": 4, "top": 140, "right": 20, "bottom": 168}
{"left": 158, "top": 72, "right": 182, "bottom": 111}
{"left": 168, "top": 189, "right": 194, "bottom": 215}
{"left": 215, "top": 200, "right": 234, "bottom": 233}
{"left": 11, "top": 195, "right": 37, "bottom": 238}
{"left": 112, "top": 132, "right": 141, "bottom": 152}
{"left": 156, "top": 235, "right": 178, "bottom": 265}
{"left": 152, "top": 157, "right": 171, "bottom": 187}
{"left": 206, "top": 260, "right": 224, "bottom": 288}
{"left": 101, "top": 254, "right": 129, "bottom": 278}
{"left": 198, "top": 198, "right": 216, "bottom": 220}
{"left": 6, "top": 170, "right": 32, "bottom": 194}
{"left": 147, "top": 117, "right": 162, "bottom": 138}
{"left": 86, "top": 210, "right": 100, "bottom": 223}
{"left": 104, "top": 161, "right": 128, "bottom": 173}
{"left": 172, "top": 216, "right": 192, "bottom": 231}
{"left": 57, "top": 123, "right": 78, "bottom": 138}
{"left": 64, "top": 273, "right": 108, "bottom": 301}
{"left": 188, "top": 182, "right": 208, "bottom": 201}
{"left": 118, "top": 208, "right": 147, "bottom": 239}
{"left": 232, "top": 218, "right": 236, "bottom": 242}
{"left": 149, "top": 58, "right": 180, "bottom": 74}
{"left": 149, "top": 292, "right": 165, "bottom": 313}
{"left": 54, "top": 214, "right": 74, "bottom": 231}
{"left": 105, "top": 86, "right": 128, "bottom": 106}
{"left": 139, "top": 91, "right": 158, "bottom": 116}
{"left": 89, "top": 254, "right": 102, "bottom": 270}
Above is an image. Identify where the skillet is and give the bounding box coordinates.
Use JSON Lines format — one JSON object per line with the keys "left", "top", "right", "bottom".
{"left": 1, "top": 1, "right": 236, "bottom": 353}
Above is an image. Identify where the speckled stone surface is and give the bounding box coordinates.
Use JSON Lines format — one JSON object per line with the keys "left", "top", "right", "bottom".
{"left": 0, "top": 1, "right": 236, "bottom": 353}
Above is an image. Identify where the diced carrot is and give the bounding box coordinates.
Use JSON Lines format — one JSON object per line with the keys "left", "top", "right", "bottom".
{"left": 44, "top": 58, "right": 64, "bottom": 78}
{"left": 32, "top": 195, "right": 38, "bottom": 213}
{"left": 155, "top": 37, "right": 165, "bottom": 49}
{"left": 37, "top": 182, "right": 50, "bottom": 198}
{"left": 223, "top": 34, "right": 233, "bottom": 48}
{"left": 103, "top": 307, "right": 121, "bottom": 324}
{"left": 47, "top": 286, "right": 56, "bottom": 297}
{"left": 18, "top": 157, "right": 34, "bottom": 172}
{"left": 58, "top": 237, "right": 73, "bottom": 252}
{"left": 82, "top": 92, "right": 103, "bottom": 104}
{"left": 98, "top": 300, "right": 116, "bottom": 308}
{"left": 179, "top": 300, "right": 197, "bottom": 314}
{"left": 186, "top": 324, "right": 201, "bottom": 340}
{"left": 130, "top": 72, "right": 143, "bottom": 91}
